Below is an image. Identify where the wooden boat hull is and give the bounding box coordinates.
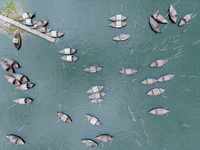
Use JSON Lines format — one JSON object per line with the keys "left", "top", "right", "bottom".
{"left": 59, "top": 48, "right": 76, "bottom": 54}
{"left": 3, "top": 57, "right": 20, "bottom": 68}
{"left": 157, "top": 74, "right": 175, "bottom": 82}
{"left": 60, "top": 55, "right": 78, "bottom": 62}
{"left": 86, "top": 85, "right": 104, "bottom": 93}
{"left": 90, "top": 99, "right": 103, "bottom": 103}
{"left": 15, "top": 83, "right": 35, "bottom": 90}
{"left": 12, "top": 73, "right": 29, "bottom": 82}
{"left": 169, "top": 5, "right": 177, "bottom": 23}
{"left": 95, "top": 134, "right": 113, "bottom": 142}
{"left": 146, "top": 88, "right": 165, "bottom": 96}
{"left": 56, "top": 112, "right": 72, "bottom": 123}
{"left": 141, "top": 78, "right": 157, "bottom": 85}
{"left": 6, "top": 134, "right": 25, "bottom": 145}
{"left": 18, "top": 12, "right": 34, "bottom": 21}
{"left": 46, "top": 31, "right": 64, "bottom": 37}
{"left": 149, "top": 59, "right": 168, "bottom": 67}
{"left": 119, "top": 68, "right": 137, "bottom": 75}
{"left": 109, "top": 21, "right": 126, "bottom": 28}
{"left": 0, "top": 61, "right": 15, "bottom": 73}
{"left": 109, "top": 14, "right": 126, "bottom": 21}
{"left": 149, "top": 17, "right": 159, "bottom": 32}
{"left": 4, "top": 75, "right": 21, "bottom": 85}
{"left": 36, "top": 27, "right": 51, "bottom": 33}
{"left": 153, "top": 13, "right": 168, "bottom": 24}
{"left": 85, "top": 114, "right": 100, "bottom": 126}
{"left": 113, "top": 33, "right": 131, "bottom": 41}
{"left": 33, "top": 20, "right": 48, "bottom": 29}
{"left": 178, "top": 13, "right": 193, "bottom": 27}
{"left": 149, "top": 108, "right": 169, "bottom": 115}
{"left": 13, "top": 97, "right": 33, "bottom": 104}
{"left": 81, "top": 139, "right": 98, "bottom": 147}
{"left": 22, "top": 19, "right": 37, "bottom": 26}
{"left": 84, "top": 66, "right": 102, "bottom": 73}
{"left": 13, "top": 33, "right": 21, "bottom": 50}
{"left": 88, "top": 92, "right": 105, "bottom": 99}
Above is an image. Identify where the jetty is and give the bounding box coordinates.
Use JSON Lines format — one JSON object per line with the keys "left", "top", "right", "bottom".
{"left": 0, "top": 15, "right": 56, "bottom": 43}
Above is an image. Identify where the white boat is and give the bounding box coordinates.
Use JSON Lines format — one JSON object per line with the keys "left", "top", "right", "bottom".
{"left": 4, "top": 75, "right": 20, "bottom": 86}
{"left": 109, "top": 14, "right": 126, "bottom": 21}
{"left": 56, "top": 112, "right": 72, "bottom": 123}
{"left": 32, "top": 20, "right": 48, "bottom": 28}
{"left": 12, "top": 73, "right": 29, "bottom": 82}
{"left": 84, "top": 66, "right": 102, "bottom": 73}
{"left": 15, "top": 83, "right": 35, "bottom": 90}
{"left": 95, "top": 134, "right": 113, "bottom": 142}
{"left": 141, "top": 78, "right": 157, "bottom": 85}
{"left": 35, "top": 27, "right": 51, "bottom": 33}
{"left": 149, "top": 59, "right": 168, "bottom": 67}
{"left": 119, "top": 68, "right": 137, "bottom": 75}
{"left": 88, "top": 92, "right": 105, "bottom": 99}
{"left": 59, "top": 48, "right": 76, "bottom": 54}
{"left": 169, "top": 5, "right": 177, "bottom": 23}
{"left": 3, "top": 57, "right": 20, "bottom": 68}
{"left": 149, "top": 17, "right": 159, "bottom": 33}
{"left": 157, "top": 74, "right": 175, "bottom": 82}
{"left": 85, "top": 114, "right": 100, "bottom": 126}
{"left": 113, "top": 33, "right": 131, "bottom": 41}
{"left": 90, "top": 99, "right": 103, "bottom": 104}
{"left": 0, "top": 61, "right": 14, "bottom": 73}
{"left": 45, "top": 30, "right": 64, "bottom": 37}
{"left": 149, "top": 108, "right": 169, "bottom": 115}
{"left": 60, "top": 55, "right": 78, "bottom": 62}
{"left": 6, "top": 134, "right": 25, "bottom": 145}
{"left": 109, "top": 21, "right": 126, "bottom": 28}
{"left": 153, "top": 13, "right": 168, "bottom": 24}
{"left": 13, "top": 97, "right": 33, "bottom": 104}
{"left": 86, "top": 86, "right": 104, "bottom": 93}
{"left": 146, "top": 88, "right": 165, "bottom": 96}
{"left": 81, "top": 139, "right": 98, "bottom": 147}
{"left": 178, "top": 13, "right": 193, "bottom": 27}
{"left": 21, "top": 19, "right": 37, "bottom": 26}
{"left": 18, "top": 12, "right": 34, "bottom": 21}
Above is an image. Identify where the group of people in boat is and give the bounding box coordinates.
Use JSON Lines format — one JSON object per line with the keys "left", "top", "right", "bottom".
{"left": 149, "top": 4, "right": 193, "bottom": 33}
{"left": 59, "top": 48, "right": 78, "bottom": 62}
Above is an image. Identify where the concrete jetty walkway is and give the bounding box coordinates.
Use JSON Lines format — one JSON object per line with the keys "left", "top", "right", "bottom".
{"left": 0, "top": 15, "right": 56, "bottom": 43}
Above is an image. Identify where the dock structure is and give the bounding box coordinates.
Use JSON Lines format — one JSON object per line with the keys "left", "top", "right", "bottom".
{"left": 0, "top": 15, "right": 56, "bottom": 43}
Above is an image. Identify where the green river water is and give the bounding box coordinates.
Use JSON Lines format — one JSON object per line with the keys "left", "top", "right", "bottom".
{"left": 0, "top": 0, "right": 200, "bottom": 149}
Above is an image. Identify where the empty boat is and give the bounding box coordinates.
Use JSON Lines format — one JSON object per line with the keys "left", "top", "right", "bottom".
{"left": 45, "top": 30, "right": 64, "bottom": 37}
{"left": 113, "top": 33, "right": 131, "bottom": 41}
{"left": 81, "top": 139, "right": 98, "bottom": 147}
{"left": 12, "top": 73, "right": 29, "bottom": 82}
{"left": 153, "top": 13, "right": 168, "bottom": 23}
{"left": 84, "top": 66, "right": 102, "bottom": 73}
{"left": 4, "top": 75, "right": 20, "bottom": 85}
{"left": 21, "top": 19, "right": 37, "bottom": 26}
{"left": 56, "top": 112, "right": 72, "bottom": 123}
{"left": 146, "top": 88, "right": 165, "bottom": 96}
{"left": 149, "top": 17, "right": 159, "bottom": 32}
{"left": 88, "top": 92, "right": 105, "bottom": 99}
{"left": 169, "top": 5, "right": 177, "bottom": 23}
{"left": 109, "top": 14, "right": 126, "bottom": 21}
{"left": 18, "top": 12, "right": 34, "bottom": 21}
{"left": 86, "top": 85, "right": 104, "bottom": 93}
{"left": 149, "top": 59, "right": 168, "bottom": 67}
{"left": 13, "top": 97, "right": 33, "bottom": 104}
{"left": 60, "top": 55, "right": 78, "bottom": 62}
{"left": 85, "top": 114, "right": 100, "bottom": 126}
{"left": 35, "top": 27, "right": 51, "bottom": 33}
{"left": 95, "top": 134, "right": 113, "bottom": 142}
{"left": 157, "top": 74, "right": 175, "bottom": 82}
{"left": 32, "top": 20, "right": 48, "bottom": 28}
{"left": 141, "top": 78, "right": 157, "bottom": 85}
{"left": 15, "top": 82, "right": 35, "bottom": 90}
{"left": 6, "top": 134, "right": 25, "bottom": 145}
{"left": 109, "top": 21, "right": 126, "bottom": 28}
{"left": 59, "top": 48, "right": 76, "bottom": 54}
{"left": 13, "top": 33, "right": 21, "bottom": 50}
{"left": 178, "top": 13, "right": 193, "bottom": 26}
{"left": 0, "top": 61, "right": 15, "bottom": 73}
{"left": 149, "top": 108, "right": 169, "bottom": 115}
{"left": 90, "top": 99, "right": 103, "bottom": 104}
{"left": 3, "top": 57, "right": 20, "bottom": 68}
{"left": 119, "top": 68, "right": 137, "bottom": 75}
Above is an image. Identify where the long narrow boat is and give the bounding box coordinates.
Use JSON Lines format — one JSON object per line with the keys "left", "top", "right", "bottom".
{"left": 119, "top": 68, "right": 137, "bottom": 75}
{"left": 35, "top": 27, "right": 51, "bottom": 33}
{"left": 84, "top": 66, "right": 102, "bottom": 73}
{"left": 56, "top": 112, "right": 72, "bottom": 123}
{"left": 15, "top": 82, "right": 35, "bottom": 90}
{"left": 109, "top": 14, "right": 126, "bottom": 21}
{"left": 85, "top": 114, "right": 100, "bottom": 126}
{"left": 178, "top": 13, "right": 193, "bottom": 27}
{"left": 12, "top": 73, "right": 29, "bottom": 82}
{"left": 59, "top": 48, "right": 76, "bottom": 54}
{"left": 90, "top": 99, "right": 103, "bottom": 104}
{"left": 141, "top": 78, "right": 157, "bottom": 85}
{"left": 18, "top": 12, "right": 34, "bottom": 21}
{"left": 60, "top": 55, "right": 78, "bottom": 62}
{"left": 113, "top": 33, "right": 131, "bottom": 41}
{"left": 0, "top": 61, "right": 15, "bottom": 73}
{"left": 109, "top": 21, "right": 126, "bottom": 28}
{"left": 146, "top": 88, "right": 165, "bottom": 96}
{"left": 149, "top": 17, "right": 159, "bottom": 33}
{"left": 3, "top": 57, "right": 20, "bottom": 68}
{"left": 88, "top": 92, "right": 105, "bottom": 99}
{"left": 86, "top": 85, "right": 104, "bottom": 93}
{"left": 149, "top": 59, "right": 168, "bottom": 68}
{"left": 149, "top": 108, "right": 169, "bottom": 115}
{"left": 95, "top": 134, "right": 113, "bottom": 142}
{"left": 13, "top": 33, "right": 21, "bottom": 50}
{"left": 157, "top": 74, "right": 175, "bottom": 82}
{"left": 21, "top": 19, "right": 37, "bottom": 26}
{"left": 13, "top": 97, "right": 33, "bottom": 104}
{"left": 45, "top": 30, "right": 64, "bottom": 38}
{"left": 153, "top": 13, "right": 168, "bottom": 24}
{"left": 32, "top": 20, "right": 48, "bottom": 29}
{"left": 4, "top": 75, "right": 21, "bottom": 86}
{"left": 169, "top": 5, "right": 177, "bottom": 23}
{"left": 81, "top": 139, "right": 98, "bottom": 147}
{"left": 6, "top": 134, "right": 25, "bottom": 145}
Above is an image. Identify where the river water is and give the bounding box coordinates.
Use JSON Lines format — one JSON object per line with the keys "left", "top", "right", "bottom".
{"left": 0, "top": 0, "right": 200, "bottom": 149}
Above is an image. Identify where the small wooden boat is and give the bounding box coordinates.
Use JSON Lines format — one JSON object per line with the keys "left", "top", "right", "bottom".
{"left": 12, "top": 73, "right": 29, "bottom": 82}
{"left": 149, "top": 108, "right": 169, "bottom": 115}
{"left": 4, "top": 75, "right": 21, "bottom": 85}
{"left": 149, "top": 59, "right": 168, "bottom": 67}
{"left": 0, "top": 61, "right": 15, "bottom": 73}
{"left": 6, "top": 134, "right": 25, "bottom": 145}
{"left": 146, "top": 88, "right": 165, "bottom": 96}
{"left": 15, "top": 82, "right": 35, "bottom": 90}
{"left": 95, "top": 134, "right": 113, "bottom": 142}
{"left": 119, "top": 68, "right": 137, "bottom": 75}
{"left": 3, "top": 57, "right": 20, "bottom": 68}
{"left": 56, "top": 112, "right": 72, "bottom": 123}
{"left": 13, "top": 33, "right": 21, "bottom": 50}
{"left": 84, "top": 66, "right": 102, "bottom": 73}
{"left": 13, "top": 97, "right": 33, "bottom": 104}
{"left": 113, "top": 33, "right": 131, "bottom": 41}
{"left": 45, "top": 30, "right": 64, "bottom": 37}
{"left": 153, "top": 13, "right": 168, "bottom": 24}
{"left": 169, "top": 5, "right": 177, "bottom": 23}
{"left": 109, "top": 14, "right": 126, "bottom": 21}
{"left": 59, "top": 48, "right": 76, "bottom": 54}
{"left": 81, "top": 139, "right": 98, "bottom": 147}
{"left": 32, "top": 20, "right": 48, "bottom": 29}
{"left": 109, "top": 21, "right": 126, "bottom": 28}
{"left": 141, "top": 78, "right": 157, "bottom": 85}
{"left": 90, "top": 99, "right": 103, "bottom": 104}
{"left": 157, "top": 74, "right": 175, "bottom": 82}
{"left": 60, "top": 55, "right": 78, "bottom": 62}
{"left": 88, "top": 92, "right": 105, "bottom": 99}
{"left": 21, "top": 19, "right": 37, "bottom": 26}
{"left": 35, "top": 27, "right": 51, "bottom": 33}
{"left": 85, "top": 114, "right": 100, "bottom": 126}
{"left": 178, "top": 13, "right": 193, "bottom": 27}
{"left": 149, "top": 17, "right": 159, "bottom": 33}
{"left": 18, "top": 12, "right": 34, "bottom": 21}
{"left": 86, "top": 86, "right": 104, "bottom": 93}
